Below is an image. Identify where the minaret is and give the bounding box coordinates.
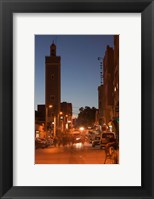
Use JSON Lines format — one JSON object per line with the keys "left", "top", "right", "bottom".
{"left": 50, "top": 41, "right": 56, "bottom": 56}
{"left": 45, "top": 41, "right": 61, "bottom": 134}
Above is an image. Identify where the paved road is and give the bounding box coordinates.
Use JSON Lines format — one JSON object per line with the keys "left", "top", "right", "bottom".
{"left": 35, "top": 142, "right": 107, "bottom": 164}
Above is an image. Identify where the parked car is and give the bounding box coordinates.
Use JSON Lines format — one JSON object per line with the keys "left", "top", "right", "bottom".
{"left": 35, "top": 138, "right": 48, "bottom": 149}
{"left": 92, "top": 134, "right": 101, "bottom": 147}
{"left": 101, "top": 132, "right": 116, "bottom": 149}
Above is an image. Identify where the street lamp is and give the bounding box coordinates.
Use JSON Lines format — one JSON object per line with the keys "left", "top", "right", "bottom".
{"left": 59, "top": 112, "right": 64, "bottom": 133}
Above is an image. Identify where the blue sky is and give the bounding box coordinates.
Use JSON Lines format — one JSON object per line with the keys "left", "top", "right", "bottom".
{"left": 35, "top": 35, "right": 114, "bottom": 117}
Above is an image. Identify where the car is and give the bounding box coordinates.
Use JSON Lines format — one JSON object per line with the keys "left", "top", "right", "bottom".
{"left": 74, "top": 137, "right": 82, "bottom": 143}
{"left": 92, "top": 134, "right": 101, "bottom": 147}
{"left": 87, "top": 131, "right": 96, "bottom": 143}
{"left": 100, "top": 132, "right": 116, "bottom": 149}
{"left": 35, "top": 138, "right": 48, "bottom": 149}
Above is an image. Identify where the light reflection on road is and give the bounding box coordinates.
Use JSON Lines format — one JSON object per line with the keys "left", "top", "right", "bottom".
{"left": 35, "top": 141, "right": 107, "bottom": 164}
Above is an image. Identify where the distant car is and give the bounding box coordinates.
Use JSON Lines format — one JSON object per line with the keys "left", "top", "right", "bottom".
{"left": 92, "top": 134, "right": 101, "bottom": 147}
{"left": 88, "top": 131, "right": 96, "bottom": 143}
{"left": 73, "top": 136, "right": 82, "bottom": 144}
{"left": 72, "top": 133, "right": 86, "bottom": 144}
{"left": 35, "top": 138, "right": 48, "bottom": 149}
{"left": 101, "top": 132, "right": 116, "bottom": 149}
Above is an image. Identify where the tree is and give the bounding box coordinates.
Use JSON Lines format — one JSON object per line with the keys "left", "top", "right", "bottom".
{"left": 76, "top": 106, "right": 97, "bottom": 127}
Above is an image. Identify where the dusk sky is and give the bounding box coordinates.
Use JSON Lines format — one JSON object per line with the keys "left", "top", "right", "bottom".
{"left": 35, "top": 35, "right": 114, "bottom": 117}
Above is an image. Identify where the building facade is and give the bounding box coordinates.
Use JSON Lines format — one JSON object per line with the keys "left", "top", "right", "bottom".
{"left": 97, "top": 36, "right": 119, "bottom": 134}
{"left": 112, "top": 35, "right": 119, "bottom": 137}
{"left": 113, "top": 35, "right": 119, "bottom": 119}
{"left": 45, "top": 42, "right": 61, "bottom": 130}
{"left": 60, "top": 102, "right": 72, "bottom": 132}
{"left": 35, "top": 104, "right": 45, "bottom": 122}
{"left": 103, "top": 45, "right": 114, "bottom": 123}
{"left": 98, "top": 84, "right": 104, "bottom": 125}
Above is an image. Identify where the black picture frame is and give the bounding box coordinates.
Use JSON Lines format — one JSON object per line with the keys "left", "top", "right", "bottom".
{"left": 0, "top": 0, "right": 154, "bottom": 198}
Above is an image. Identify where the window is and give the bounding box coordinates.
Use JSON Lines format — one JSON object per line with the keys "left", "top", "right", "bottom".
{"left": 51, "top": 50, "right": 55, "bottom": 56}
{"left": 51, "top": 74, "right": 54, "bottom": 80}
{"left": 50, "top": 95, "right": 55, "bottom": 101}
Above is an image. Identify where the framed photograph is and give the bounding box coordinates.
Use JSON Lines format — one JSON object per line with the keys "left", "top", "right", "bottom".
{"left": 34, "top": 34, "right": 119, "bottom": 165}
{"left": 0, "top": 0, "right": 153, "bottom": 198}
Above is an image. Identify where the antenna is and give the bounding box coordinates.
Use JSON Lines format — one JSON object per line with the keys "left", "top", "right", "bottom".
{"left": 98, "top": 57, "right": 103, "bottom": 85}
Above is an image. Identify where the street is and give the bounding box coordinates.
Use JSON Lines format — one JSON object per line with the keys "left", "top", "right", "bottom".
{"left": 35, "top": 142, "right": 106, "bottom": 164}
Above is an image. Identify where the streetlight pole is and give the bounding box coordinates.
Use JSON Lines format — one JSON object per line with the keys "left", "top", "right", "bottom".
{"left": 53, "top": 116, "right": 56, "bottom": 137}
{"left": 59, "top": 112, "right": 63, "bottom": 133}
{"left": 45, "top": 105, "right": 53, "bottom": 138}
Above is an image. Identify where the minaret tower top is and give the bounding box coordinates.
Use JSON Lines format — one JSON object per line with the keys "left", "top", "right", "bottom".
{"left": 50, "top": 41, "right": 56, "bottom": 56}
